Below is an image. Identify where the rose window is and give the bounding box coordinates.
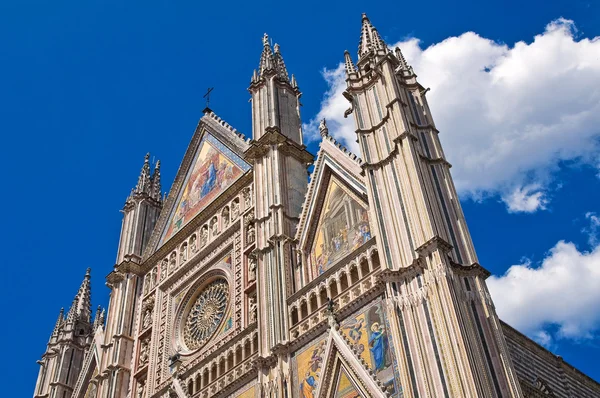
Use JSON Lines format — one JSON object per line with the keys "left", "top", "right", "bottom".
{"left": 183, "top": 279, "right": 229, "bottom": 350}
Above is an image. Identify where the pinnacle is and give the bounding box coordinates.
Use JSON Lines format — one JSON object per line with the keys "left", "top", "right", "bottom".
{"left": 67, "top": 268, "right": 93, "bottom": 324}
{"left": 255, "top": 34, "right": 292, "bottom": 84}
{"left": 357, "top": 13, "right": 386, "bottom": 59}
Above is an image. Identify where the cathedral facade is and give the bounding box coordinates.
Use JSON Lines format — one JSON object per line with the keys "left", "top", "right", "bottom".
{"left": 34, "top": 14, "right": 600, "bottom": 398}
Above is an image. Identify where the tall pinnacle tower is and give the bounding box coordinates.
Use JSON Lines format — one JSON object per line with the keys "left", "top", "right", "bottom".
{"left": 247, "top": 34, "right": 313, "bottom": 396}
{"left": 34, "top": 269, "right": 100, "bottom": 398}
{"left": 343, "top": 14, "right": 522, "bottom": 397}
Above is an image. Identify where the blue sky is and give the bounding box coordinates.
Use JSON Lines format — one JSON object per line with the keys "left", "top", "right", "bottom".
{"left": 1, "top": 0, "right": 599, "bottom": 394}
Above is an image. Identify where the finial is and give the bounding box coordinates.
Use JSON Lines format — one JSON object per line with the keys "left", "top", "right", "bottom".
{"left": 144, "top": 153, "right": 150, "bottom": 162}
{"left": 85, "top": 267, "right": 91, "bottom": 278}
{"left": 291, "top": 74, "right": 297, "bottom": 88}
{"left": 262, "top": 33, "right": 269, "bottom": 46}
{"left": 155, "top": 159, "right": 160, "bottom": 170}
{"left": 344, "top": 50, "right": 357, "bottom": 75}
{"left": 274, "top": 43, "right": 280, "bottom": 53}
{"left": 362, "top": 12, "right": 369, "bottom": 21}
{"left": 319, "top": 118, "right": 329, "bottom": 137}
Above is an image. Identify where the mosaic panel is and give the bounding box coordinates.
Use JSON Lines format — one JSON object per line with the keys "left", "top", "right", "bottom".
{"left": 160, "top": 134, "right": 250, "bottom": 244}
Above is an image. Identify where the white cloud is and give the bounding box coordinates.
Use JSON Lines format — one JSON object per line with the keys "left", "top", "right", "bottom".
{"left": 502, "top": 184, "right": 548, "bottom": 213}
{"left": 583, "top": 212, "right": 600, "bottom": 245}
{"left": 488, "top": 238, "right": 600, "bottom": 345}
{"left": 305, "top": 19, "right": 600, "bottom": 212}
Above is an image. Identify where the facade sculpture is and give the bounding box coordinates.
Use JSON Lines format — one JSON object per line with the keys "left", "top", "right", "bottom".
{"left": 34, "top": 14, "right": 600, "bottom": 398}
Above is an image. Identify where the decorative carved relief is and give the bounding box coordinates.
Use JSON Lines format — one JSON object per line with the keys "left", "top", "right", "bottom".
{"left": 243, "top": 186, "right": 252, "bottom": 209}
{"left": 180, "top": 243, "right": 188, "bottom": 263}
{"left": 246, "top": 223, "right": 255, "bottom": 245}
{"left": 139, "top": 337, "right": 150, "bottom": 367}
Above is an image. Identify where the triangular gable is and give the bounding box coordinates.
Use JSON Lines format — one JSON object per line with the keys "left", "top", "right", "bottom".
{"left": 317, "top": 322, "right": 386, "bottom": 398}
{"left": 333, "top": 366, "right": 365, "bottom": 398}
{"left": 145, "top": 111, "right": 251, "bottom": 255}
{"left": 296, "top": 134, "right": 366, "bottom": 251}
{"left": 158, "top": 133, "right": 250, "bottom": 244}
{"left": 307, "top": 176, "right": 371, "bottom": 279}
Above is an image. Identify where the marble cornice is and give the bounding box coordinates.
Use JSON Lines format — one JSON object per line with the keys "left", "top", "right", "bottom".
{"left": 449, "top": 260, "right": 491, "bottom": 279}
{"left": 245, "top": 127, "right": 314, "bottom": 164}
{"left": 416, "top": 235, "right": 453, "bottom": 257}
{"left": 419, "top": 154, "right": 453, "bottom": 168}
{"left": 378, "top": 259, "right": 426, "bottom": 282}
{"left": 360, "top": 145, "right": 398, "bottom": 171}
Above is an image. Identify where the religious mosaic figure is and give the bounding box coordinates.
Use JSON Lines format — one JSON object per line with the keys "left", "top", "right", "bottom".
{"left": 369, "top": 322, "right": 387, "bottom": 371}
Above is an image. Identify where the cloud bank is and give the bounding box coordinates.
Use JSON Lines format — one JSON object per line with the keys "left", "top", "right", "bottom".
{"left": 305, "top": 19, "right": 600, "bottom": 212}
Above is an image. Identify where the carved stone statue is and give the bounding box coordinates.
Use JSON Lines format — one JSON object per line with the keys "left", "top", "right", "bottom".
{"left": 200, "top": 227, "right": 208, "bottom": 247}
{"left": 137, "top": 380, "right": 145, "bottom": 398}
{"left": 248, "top": 255, "right": 256, "bottom": 282}
{"left": 231, "top": 200, "right": 239, "bottom": 220}
{"left": 243, "top": 187, "right": 253, "bottom": 208}
{"left": 180, "top": 245, "right": 187, "bottom": 263}
{"left": 143, "top": 307, "right": 152, "bottom": 329}
{"left": 319, "top": 118, "right": 329, "bottom": 136}
{"left": 211, "top": 217, "right": 219, "bottom": 236}
{"left": 247, "top": 223, "right": 255, "bottom": 244}
{"left": 222, "top": 207, "right": 230, "bottom": 228}
{"left": 139, "top": 338, "right": 149, "bottom": 366}
{"left": 190, "top": 235, "right": 197, "bottom": 253}
{"left": 161, "top": 259, "right": 168, "bottom": 280}
{"left": 169, "top": 252, "right": 176, "bottom": 269}
{"left": 249, "top": 296, "right": 257, "bottom": 323}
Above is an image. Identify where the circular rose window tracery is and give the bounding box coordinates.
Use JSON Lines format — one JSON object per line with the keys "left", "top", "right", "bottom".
{"left": 183, "top": 279, "right": 229, "bottom": 350}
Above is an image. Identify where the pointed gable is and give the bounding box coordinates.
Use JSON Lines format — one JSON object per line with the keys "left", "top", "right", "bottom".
{"left": 296, "top": 133, "right": 370, "bottom": 282}
{"left": 334, "top": 367, "right": 364, "bottom": 398}
{"left": 145, "top": 110, "right": 251, "bottom": 254}
{"left": 159, "top": 133, "right": 250, "bottom": 244}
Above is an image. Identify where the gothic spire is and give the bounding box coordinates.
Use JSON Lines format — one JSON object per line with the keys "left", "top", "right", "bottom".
{"left": 93, "top": 305, "right": 105, "bottom": 330}
{"left": 150, "top": 159, "right": 162, "bottom": 202}
{"left": 344, "top": 50, "right": 357, "bottom": 75}
{"left": 273, "top": 43, "right": 290, "bottom": 81}
{"left": 255, "top": 34, "right": 292, "bottom": 83}
{"left": 258, "top": 33, "right": 274, "bottom": 76}
{"left": 67, "top": 268, "right": 92, "bottom": 323}
{"left": 51, "top": 308, "right": 64, "bottom": 338}
{"left": 357, "top": 13, "right": 386, "bottom": 59}
{"left": 135, "top": 153, "right": 152, "bottom": 194}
